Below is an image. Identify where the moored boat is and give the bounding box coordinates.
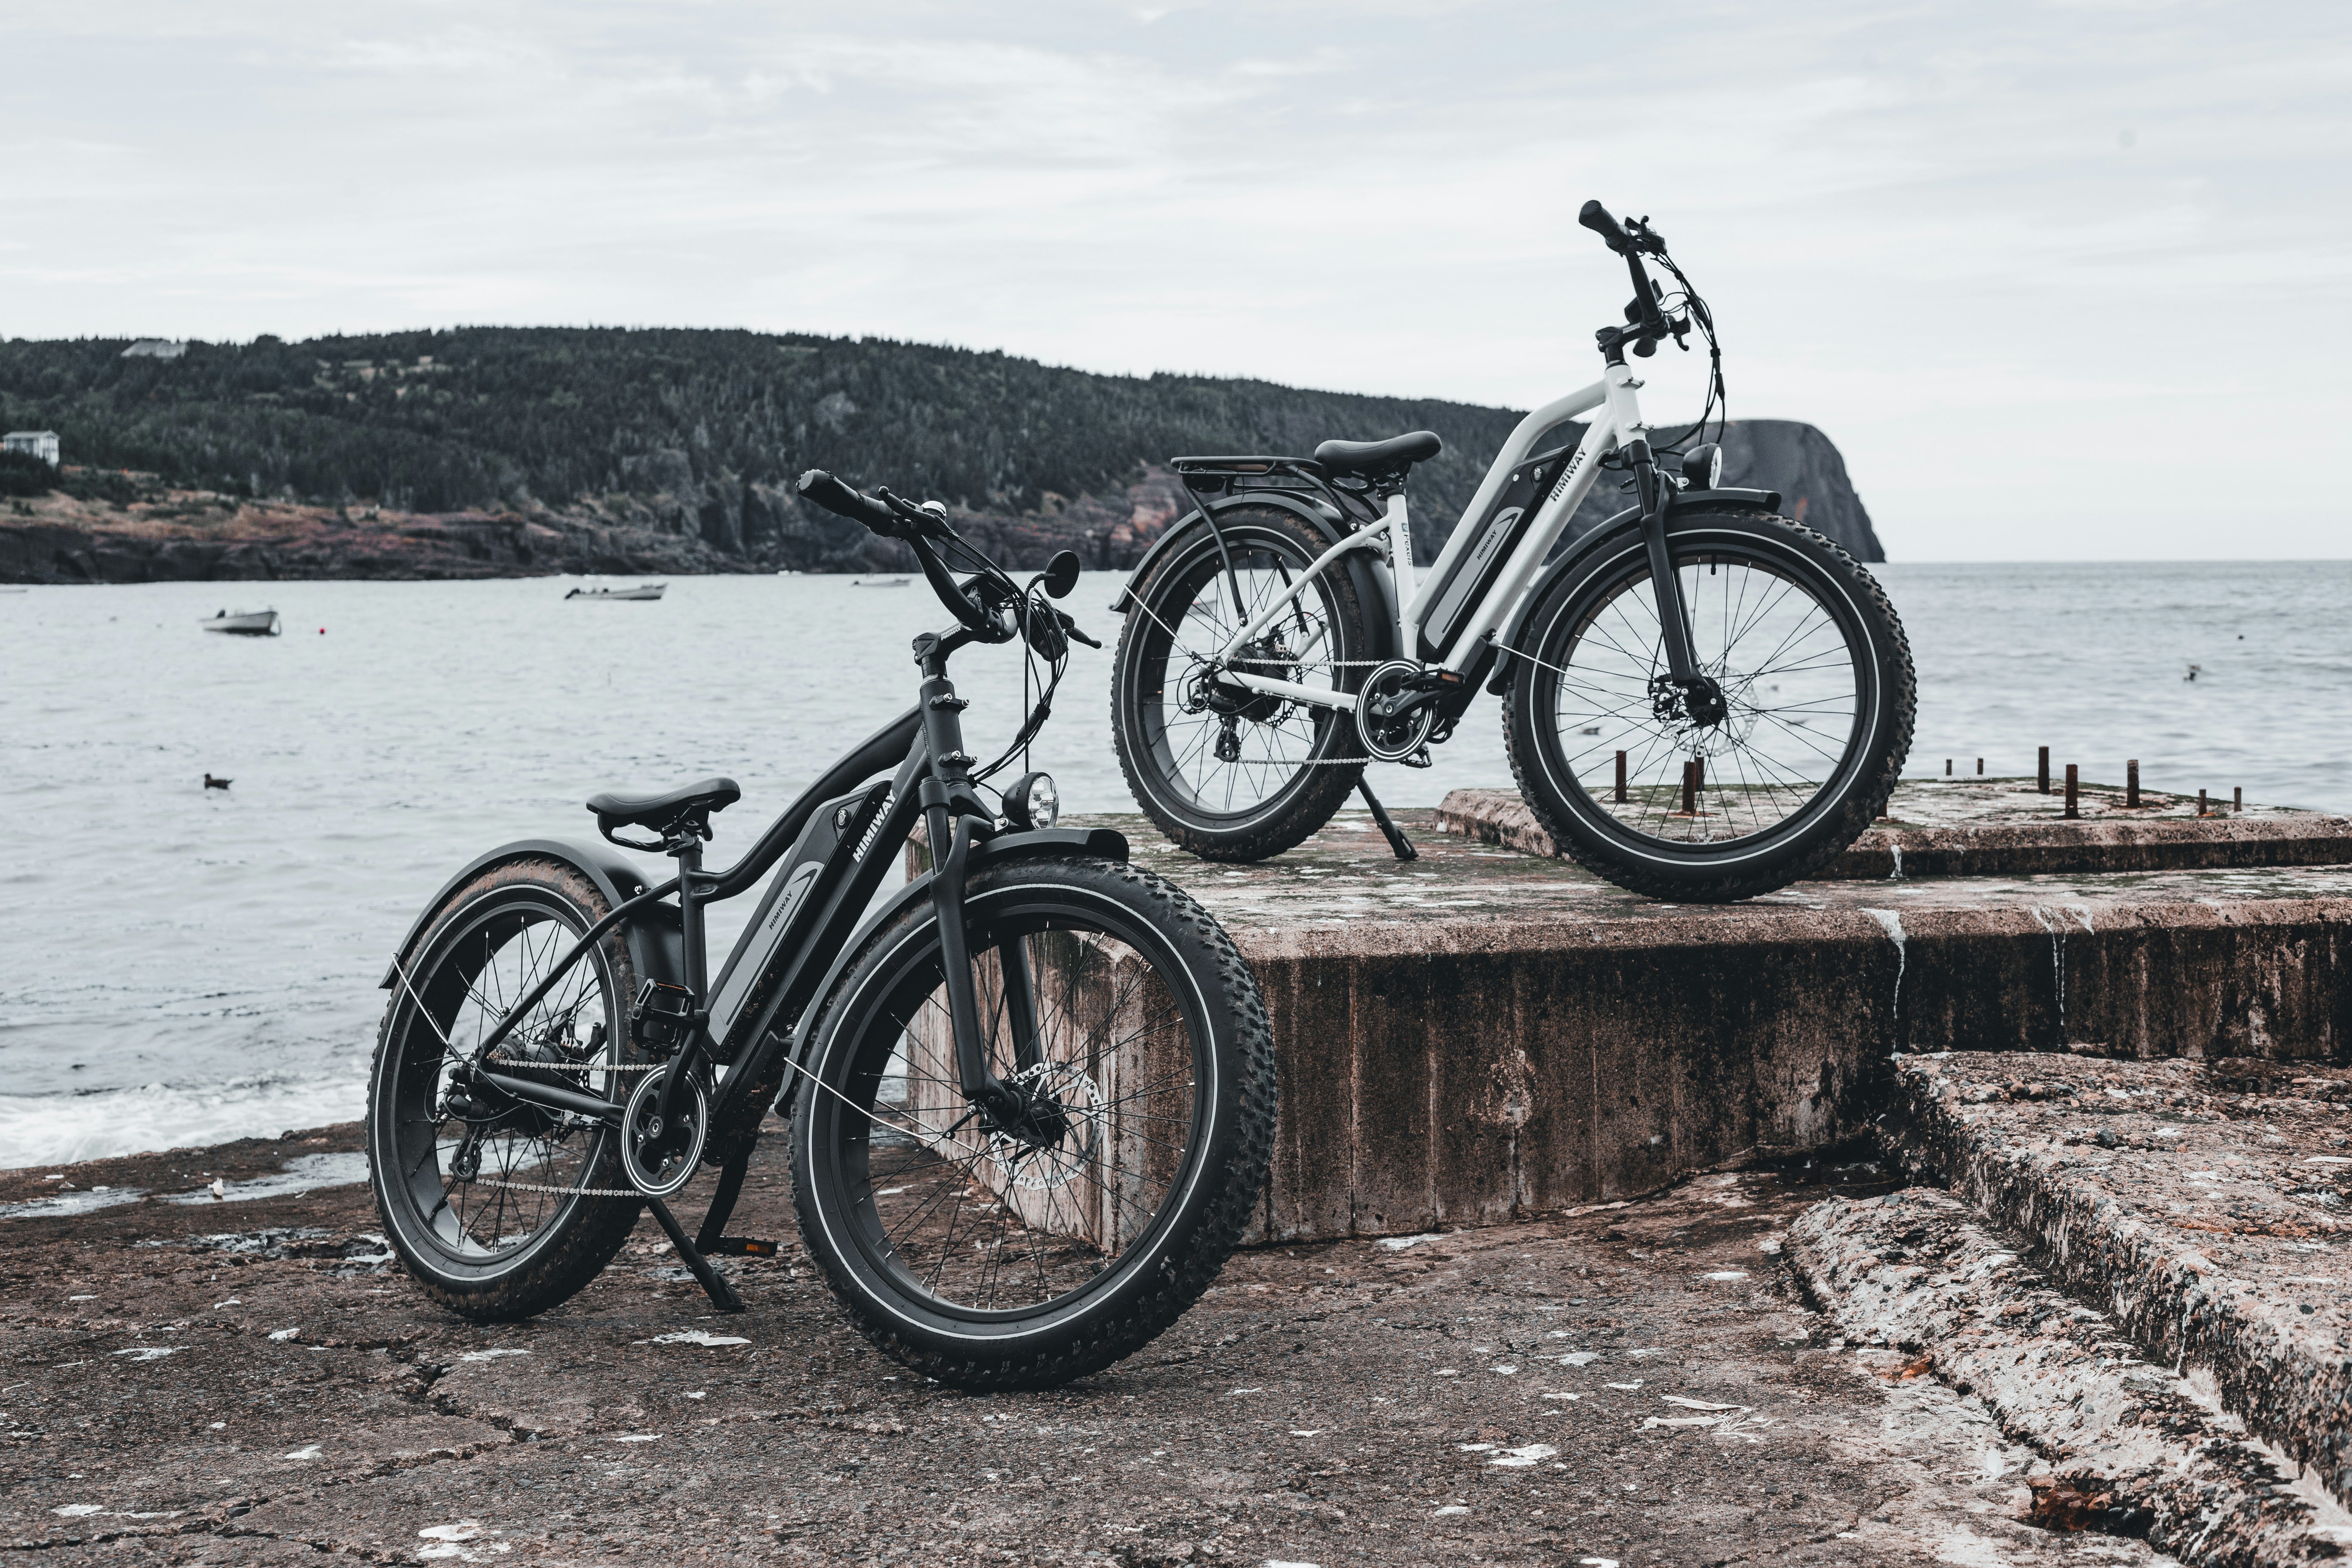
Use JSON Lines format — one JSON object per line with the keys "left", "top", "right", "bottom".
{"left": 200, "top": 609, "right": 281, "bottom": 636}
{"left": 565, "top": 583, "right": 666, "bottom": 601}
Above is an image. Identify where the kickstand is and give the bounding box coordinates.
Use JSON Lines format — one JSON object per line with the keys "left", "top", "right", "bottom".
{"left": 694, "top": 1145, "right": 752, "bottom": 1253}
{"left": 648, "top": 1196, "right": 746, "bottom": 1314}
{"left": 1357, "top": 777, "right": 1418, "bottom": 861}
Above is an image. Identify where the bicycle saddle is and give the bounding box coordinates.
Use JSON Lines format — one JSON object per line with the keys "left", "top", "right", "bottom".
{"left": 585, "top": 776, "right": 741, "bottom": 833}
{"left": 1311, "top": 430, "right": 1443, "bottom": 476}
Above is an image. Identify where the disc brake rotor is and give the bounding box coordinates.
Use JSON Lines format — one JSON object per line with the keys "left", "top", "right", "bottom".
{"left": 986, "top": 1062, "right": 1105, "bottom": 1193}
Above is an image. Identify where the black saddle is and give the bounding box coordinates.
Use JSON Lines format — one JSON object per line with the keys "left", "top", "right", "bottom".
{"left": 1312, "top": 430, "right": 1443, "bottom": 476}
{"left": 586, "top": 776, "right": 741, "bottom": 836}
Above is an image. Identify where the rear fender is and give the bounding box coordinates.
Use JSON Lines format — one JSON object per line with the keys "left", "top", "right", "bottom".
{"left": 378, "top": 838, "right": 686, "bottom": 995}
{"left": 1483, "top": 491, "right": 1782, "bottom": 694}
{"left": 1110, "top": 490, "right": 1397, "bottom": 664}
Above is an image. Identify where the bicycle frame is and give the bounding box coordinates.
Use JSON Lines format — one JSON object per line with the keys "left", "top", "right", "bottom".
{"left": 1206, "top": 362, "right": 1654, "bottom": 709}
{"left": 402, "top": 642, "right": 1107, "bottom": 1155}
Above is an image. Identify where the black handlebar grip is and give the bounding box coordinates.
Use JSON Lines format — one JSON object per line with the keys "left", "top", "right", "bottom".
{"left": 1578, "top": 199, "right": 1631, "bottom": 255}
{"left": 795, "top": 469, "right": 898, "bottom": 534}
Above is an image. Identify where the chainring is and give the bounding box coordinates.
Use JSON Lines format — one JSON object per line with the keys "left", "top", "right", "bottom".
{"left": 1354, "top": 659, "right": 1438, "bottom": 764}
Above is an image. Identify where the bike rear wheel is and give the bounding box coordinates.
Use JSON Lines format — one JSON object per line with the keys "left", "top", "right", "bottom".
{"left": 1112, "top": 507, "right": 1371, "bottom": 861}
{"left": 791, "top": 856, "right": 1274, "bottom": 1389}
{"left": 1504, "top": 509, "right": 1913, "bottom": 901}
{"left": 368, "top": 857, "right": 647, "bottom": 1321}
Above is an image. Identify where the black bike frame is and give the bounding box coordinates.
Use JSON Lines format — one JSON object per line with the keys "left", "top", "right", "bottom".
{"left": 424, "top": 624, "right": 1053, "bottom": 1153}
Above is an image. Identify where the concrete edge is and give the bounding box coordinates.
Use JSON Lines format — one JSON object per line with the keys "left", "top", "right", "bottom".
{"left": 1884, "top": 1062, "right": 2352, "bottom": 1514}
{"left": 1787, "top": 1186, "right": 2352, "bottom": 1565}
{"left": 1222, "top": 893, "right": 2352, "bottom": 964}
{"left": 1430, "top": 787, "right": 2352, "bottom": 879}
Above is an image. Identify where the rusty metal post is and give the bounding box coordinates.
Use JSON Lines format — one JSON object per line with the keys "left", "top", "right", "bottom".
{"left": 1945, "top": 758, "right": 1952, "bottom": 776}
{"left": 2126, "top": 759, "right": 2140, "bottom": 808}
{"left": 1681, "top": 760, "right": 1696, "bottom": 816}
{"left": 1976, "top": 758, "right": 1984, "bottom": 776}
{"left": 2234, "top": 786, "right": 2242, "bottom": 813}
{"left": 2039, "top": 746, "right": 2050, "bottom": 794}
{"left": 1615, "top": 750, "right": 1627, "bottom": 804}
{"left": 2064, "top": 764, "right": 2079, "bottom": 819}
{"left": 2198, "top": 788, "right": 2208, "bottom": 818}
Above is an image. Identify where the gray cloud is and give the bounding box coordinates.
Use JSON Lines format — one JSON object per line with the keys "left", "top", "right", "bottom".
{"left": 4, "top": 0, "right": 2347, "bottom": 558}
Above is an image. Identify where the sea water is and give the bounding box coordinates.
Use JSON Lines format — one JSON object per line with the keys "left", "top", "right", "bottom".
{"left": 3, "top": 561, "right": 2345, "bottom": 1167}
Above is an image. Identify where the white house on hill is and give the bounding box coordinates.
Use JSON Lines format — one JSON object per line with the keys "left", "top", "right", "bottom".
{"left": 3, "top": 431, "right": 59, "bottom": 466}
{"left": 120, "top": 339, "right": 187, "bottom": 359}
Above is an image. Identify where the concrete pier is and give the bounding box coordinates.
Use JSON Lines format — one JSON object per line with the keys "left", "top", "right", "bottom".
{"left": 1089, "top": 807, "right": 2352, "bottom": 1244}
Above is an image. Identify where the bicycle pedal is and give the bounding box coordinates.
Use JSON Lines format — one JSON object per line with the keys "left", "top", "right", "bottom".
{"left": 707, "top": 1237, "right": 781, "bottom": 1257}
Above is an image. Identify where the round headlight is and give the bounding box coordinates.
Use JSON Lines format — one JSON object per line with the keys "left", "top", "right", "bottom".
{"left": 1681, "top": 442, "right": 1723, "bottom": 491}
{"left": 1003, "top": 771, "right": 1059, "bottom": 832}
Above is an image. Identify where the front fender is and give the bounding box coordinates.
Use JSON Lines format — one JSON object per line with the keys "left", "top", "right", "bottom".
{"left": 378, "top": 837, "right": 686, "bottom": 994}
{"left": 1483, "top": 490, "right": 1782, "bottom": 694}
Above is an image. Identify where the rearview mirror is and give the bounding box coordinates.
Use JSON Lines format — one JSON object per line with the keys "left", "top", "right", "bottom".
{"left": 1042, "top": 550, "right": 1081, "bottom": 600}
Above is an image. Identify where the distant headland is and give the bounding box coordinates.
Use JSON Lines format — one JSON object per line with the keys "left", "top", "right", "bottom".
{"left": 0, "top": 328, "right": 1882, "bottom": 584}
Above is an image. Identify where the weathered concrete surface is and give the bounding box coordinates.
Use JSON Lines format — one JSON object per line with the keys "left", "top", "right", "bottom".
{"left": 1881, "top": 1052, "right": 2352, "bottom": 1516}
{"left": 0, "top": 1131, "right": 2175, "bottom": 1565}
{"left": 1790, "top": 1187, "right": 2352, "bottom": 1565}
{"left": 1095, "top": 808, "right": 2352, "bottom": 1242}
{"left": 1434, "top": 780, "right": 2352, "bottom": 880}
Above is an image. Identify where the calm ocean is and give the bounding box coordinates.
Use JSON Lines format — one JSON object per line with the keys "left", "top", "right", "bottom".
{"left": 4, "top": 560, "right": 2346, "bottom": 1167}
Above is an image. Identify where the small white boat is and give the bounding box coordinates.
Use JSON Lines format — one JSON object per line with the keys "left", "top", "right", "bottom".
{"left": 565, "top": 583, "right": 666, "bottom": 601}
{"left": 200, "top": 608, "right": 281, "bottom": 636}
{"left": 852, "top": 577, "right": 910, "bottom": 588}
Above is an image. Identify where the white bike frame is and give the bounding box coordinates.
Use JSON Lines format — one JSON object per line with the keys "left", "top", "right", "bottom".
{"left": 1210, "top": 360, "right": 1655, "bottom": 711}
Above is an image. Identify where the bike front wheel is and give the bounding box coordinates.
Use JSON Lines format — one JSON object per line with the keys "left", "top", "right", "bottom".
{"left": 790, "top": 856, "right": 1274, "bottom": 1389}
{"left": 1504, "top": 509, "right": 1914, "bottom": 901}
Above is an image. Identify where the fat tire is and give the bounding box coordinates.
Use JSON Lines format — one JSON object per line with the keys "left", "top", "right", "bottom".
{"left": 790, "top": 856, "right": 1275, "bottom": 1390}
{"left": 367, "top": 856, "right": 647, "bottom": 1323}
{"left": 1504, "top": 510, "right": 1915, "bottom": 902}
{"left": 1112, "top": 507, "right": 1369, "bottom": 862}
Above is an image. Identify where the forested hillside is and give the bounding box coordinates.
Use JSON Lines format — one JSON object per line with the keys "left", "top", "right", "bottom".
{"left": 0, "top": 328, "right": 1882, "bottom": 580}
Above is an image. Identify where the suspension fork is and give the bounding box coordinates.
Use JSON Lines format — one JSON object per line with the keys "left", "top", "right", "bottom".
{"left": 1626, "top": 437, "right": 1704, "bottom": 684}
{"left": 916, "top": 663, "right": 1019, "bottom": 1119}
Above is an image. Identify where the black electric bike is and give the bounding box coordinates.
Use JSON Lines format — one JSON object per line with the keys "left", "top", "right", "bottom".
{"left": 1110, "top": 200, "right": 1914, "bottom": 901}
{"left": 367, "top": 475, "right": 1275, "bottom": 1388}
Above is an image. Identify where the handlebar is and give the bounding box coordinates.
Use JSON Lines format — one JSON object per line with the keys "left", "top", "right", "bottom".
{"left": 795, "top": 468, "right": 1099, "bottom": 655}
{"left": 795, "top": 468, "right": 899, "bottom": 535}
{"left": 1578, "top": 199, "right": 1632, "bottom": 255}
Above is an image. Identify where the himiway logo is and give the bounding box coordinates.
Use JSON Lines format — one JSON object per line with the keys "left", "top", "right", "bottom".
{"left": 1545, "top": 444, "right": 1591, "bottom": 509}
{"left": 763, "top": 861, "right": 823, "bottom": 938}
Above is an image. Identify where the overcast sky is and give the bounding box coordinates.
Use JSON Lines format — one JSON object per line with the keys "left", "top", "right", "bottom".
{"left": 5, "top": 1, "right": 2347, "bottom": 559}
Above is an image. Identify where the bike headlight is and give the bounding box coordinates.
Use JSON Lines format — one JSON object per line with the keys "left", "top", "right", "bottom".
{"left": 1003, "top": 771, "right": 1059, "bottom": 832}
{"left": 1682, "top": 442, "right": 1723, "bottom": 490}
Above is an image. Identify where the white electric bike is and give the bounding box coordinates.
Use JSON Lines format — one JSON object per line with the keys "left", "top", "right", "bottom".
{"left": 1109, "top": 200, "right": 1913, "bottom": 902}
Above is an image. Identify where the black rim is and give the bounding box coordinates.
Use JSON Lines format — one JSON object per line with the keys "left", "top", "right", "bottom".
{"left": 1530, "top": 535, "right": 1877, "bottom": 859}
{"left": 807, "top": 887, "right": 1213, "bottom": 1326}
{"left": 380, "top": 892, "right": 625, "bottom": 1272}
{"left": 1127, "top": 525, "right": 1357, "bottom": 825}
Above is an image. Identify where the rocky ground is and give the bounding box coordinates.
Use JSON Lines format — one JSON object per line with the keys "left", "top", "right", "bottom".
{"left": 0, "top": 1129, "right": 2171, "bottom": 1568}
